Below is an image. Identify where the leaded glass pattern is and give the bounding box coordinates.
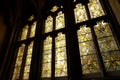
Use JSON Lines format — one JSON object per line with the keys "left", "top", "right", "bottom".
{"left": 55, "top": 33, "right": 67, "bottom": 77}
{"left": 12, "top": 44, "right": 25, "bottom": 80}
{"left": 45, "top": 16, "right": 53, "bottom": 33}
{"left": 42, "top": 36, "right": 52, "bottom": 78}
{"left": 30, "top": 21, "right": 36, "bottom": 37}
{"left": 23, "top": 42, "right": 34, "bottom": 79}
{"left": 21, "top": 25, "right": 28, "bottom": 40}
{"left": 94, "top": 21, "right": 120, "bottom": 71}
{"left": 56, "top": 11, "right": 65, "bottom": 30}
{"left": 88, "top": 0, "right": 105, "bottom": 18}
{"left": 77, "top": 25, "right": 100, "bottom": 74}
{"left": 74, "top": 3, "right": 88, "bottom": 23}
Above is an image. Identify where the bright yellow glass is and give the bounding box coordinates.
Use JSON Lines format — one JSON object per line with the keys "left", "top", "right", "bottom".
{"left": 74, "top": 3, "right": 88, "bottom": 23}
{"left": 55, "top": 33, "right": 67, "bottom": 77}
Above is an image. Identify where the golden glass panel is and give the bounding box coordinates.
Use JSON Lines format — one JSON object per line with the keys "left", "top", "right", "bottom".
{"left": 26, "top": 58, "right": 32, "bottom": 65}
{"left": 21, "top": 25, "right": 28, "bottom": 40}
{"left": 55, "top": 33, "right": 67, "bottom": 77}
{"left": 73, "top": 0, "right": 76, "bottom": 2}
{"left": 42, "top": 63, "right": 51, "bottom": 77}
{"left": 74, "top": 3, "right": 88, "bottom": 23}
{"left": 77, "top": 25, "right": 100, "bottom": 74}
{"left": 24, "top": 66, "right": 30, "bottom": 73}
{"left": 94, "top": 21, "right": 120, "bottom": 71}
{"left": 42, "top": 36, "right": 52, "bottom": 78}
{"left": 23, "top": 42, "right": 34, "bottom": 79}
{"left": 28, "top": 15, "right": 34, "bottom": 21}
{"left": 45, "top": 16, "right": 53, "bottom": 33}
{"left": 56, "top": 11, "right": 65, "bottom": 30}
{"left": 56, "top": 47, "right": 66, "bottom": 61}
{"left": 15, "top": 57, "right": 23, "bottom": 67}
{"left": 50, "top": 6, "right": 59, "bottom": 12}
{"left": 88, "top": 0, "right": 105, "bottom": 18}
{"left": 42, "top": 52, "right": 51, "bottom": 63}
{"left": 55, "top": 60, "right": 67, "bottom": 77}
{"left": 12, "top": 73, "right": 19, "bottom": 80}
{"left": 30, "top": 21, "right": 36, "bottom": 37}
{"left": 23, "top": 72, "right": 29, "bottom": 79}
{"left": 77, "top": 26, "right": 92, "bottom": 42}
{"left": 12, "top": 44, "right": 25, "bottom": 80}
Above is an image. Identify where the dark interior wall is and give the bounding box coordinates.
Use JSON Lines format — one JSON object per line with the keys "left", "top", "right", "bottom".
{"left": 108, "top": 0, "right": 120, "bottom": 25}
{"left": 0, "top": 14, "right": 6, "bottom": 52}
{"left": 0, "top": 0, "right": 37, "bottom": 77}
{"left": 0, "top": 0, "right": 37, "bottom": 53}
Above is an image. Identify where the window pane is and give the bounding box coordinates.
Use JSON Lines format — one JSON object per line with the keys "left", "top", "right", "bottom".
{"left": 12, "top": 44, "right": 25, "bottom": 80}
{"left": 94, "top": 21, "right": 120, "bottom": 71}
{"left": 50, "top": 6, "right": 59, "bottom": 12}
{"left": 30, "top": 21, "right": 37, "bottom": 37}
{"left": 23, "top": 42, "right": 34, "bottom": 79}
{"left": 28, "top": 15, "right": 34, "bottom": 21}
{"left": 42, "top": 36, "right": 52, "bottom": 78}
{"left": 21, "top": 25, "right": 28, "bottom": 40}
{"left": 77, "top": 26, "right": 100, "bottom": 74}
{"left": 45, "top": 16, "right": 53, "bottom": 33}
{"left": 88, "top": 0, "right": 105, "bottom": 18}
{"left": 56, "top": 11, "right": 65, "bottom": 30}
{"left": 55, "top": 33, "right": 67, "bottom": 77}
{"left": 74, "top": 3, "right": 88, "bottom": 23}
{"left": 73, "top": 0, "right": 76, "bottom": 2}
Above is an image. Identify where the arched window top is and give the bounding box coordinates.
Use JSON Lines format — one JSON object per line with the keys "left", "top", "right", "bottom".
{"left": 73, "top": 0, "right": 76, "bottom": 2}
{"left": 77, "top": 25, "right": 92, "bottom": 42}
{"left": 57, "top": 11, "right": 63, "bottom": 16}
{"left": 50, "top": 6, "right": 59, "bottom": 12}
{"left": 55, "top": 32, "right": 65, "bottom": 41}
{"left": 74, "top": 3, "right": 88, "bottom": 23}
{"left": 47, "top": 15, "right": 53, "bottom": 19}
{"left": 28, "top": 15, "right": 34, "bottom": 21}
{"left": 88, "top": 0, "right": 105, "bottom": 18}
{"left": 44, "top": 36, "right": 52, "bottom": 45}
{"left": 45, "top": 16, "right": 53, "bottom": 33}
{"left": 56, "top": 11, "right": 65, "bottom": 30}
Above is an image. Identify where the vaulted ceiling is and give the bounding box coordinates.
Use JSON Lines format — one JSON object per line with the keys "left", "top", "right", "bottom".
{"left": 0, "top": 0, "right": 49, "bottom": 26}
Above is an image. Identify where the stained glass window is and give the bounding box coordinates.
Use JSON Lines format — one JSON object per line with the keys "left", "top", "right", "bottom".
{"left": 50, "top": 6, "right": 59, "bottom": 12}
{"left": 23, "top": 42, "right": 34, "bottom": 79}
{"left": 94, "top": 21, "right": 120, "bottom": 71}
{"left": 30, "top": 21, "right": 37, "bottom": 37}
{"left": 77, "top": 25, "right": 100, "bottom": 74}
{"left": 74, "top": 3, "right": 88, "bottom": 23}
{"left": 21, "top": 25, "right": 28, "bottom": 40}
{"left": 55, "top": 11, "right": 65, "bottom": 30}
{"left": 28, "top": 15, "right": 34, "bottom": 21}
{"left": 55, "top": 33, "right": 67, "bottom": 77}
{"left": 42, "top": 36, "right": 52, "bottom": 78}
{"left": 88, "top": 0, "right": 105, "bottom": 18}
{"left": 12, "top": 44, "right": 25, "bottom": 80}
{"left": 73, "top": 0, "right": 76, "bottom": 2}
{"left": 45, "top": 16, "right": 53, "bottom": 33}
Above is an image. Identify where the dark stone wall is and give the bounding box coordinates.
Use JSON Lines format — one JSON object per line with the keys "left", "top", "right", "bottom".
{"left": 108, "top": 0, "right": 120, "bottom": 25}
{"left": 0, "top": 14, "right": 6, "bottom": 53}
